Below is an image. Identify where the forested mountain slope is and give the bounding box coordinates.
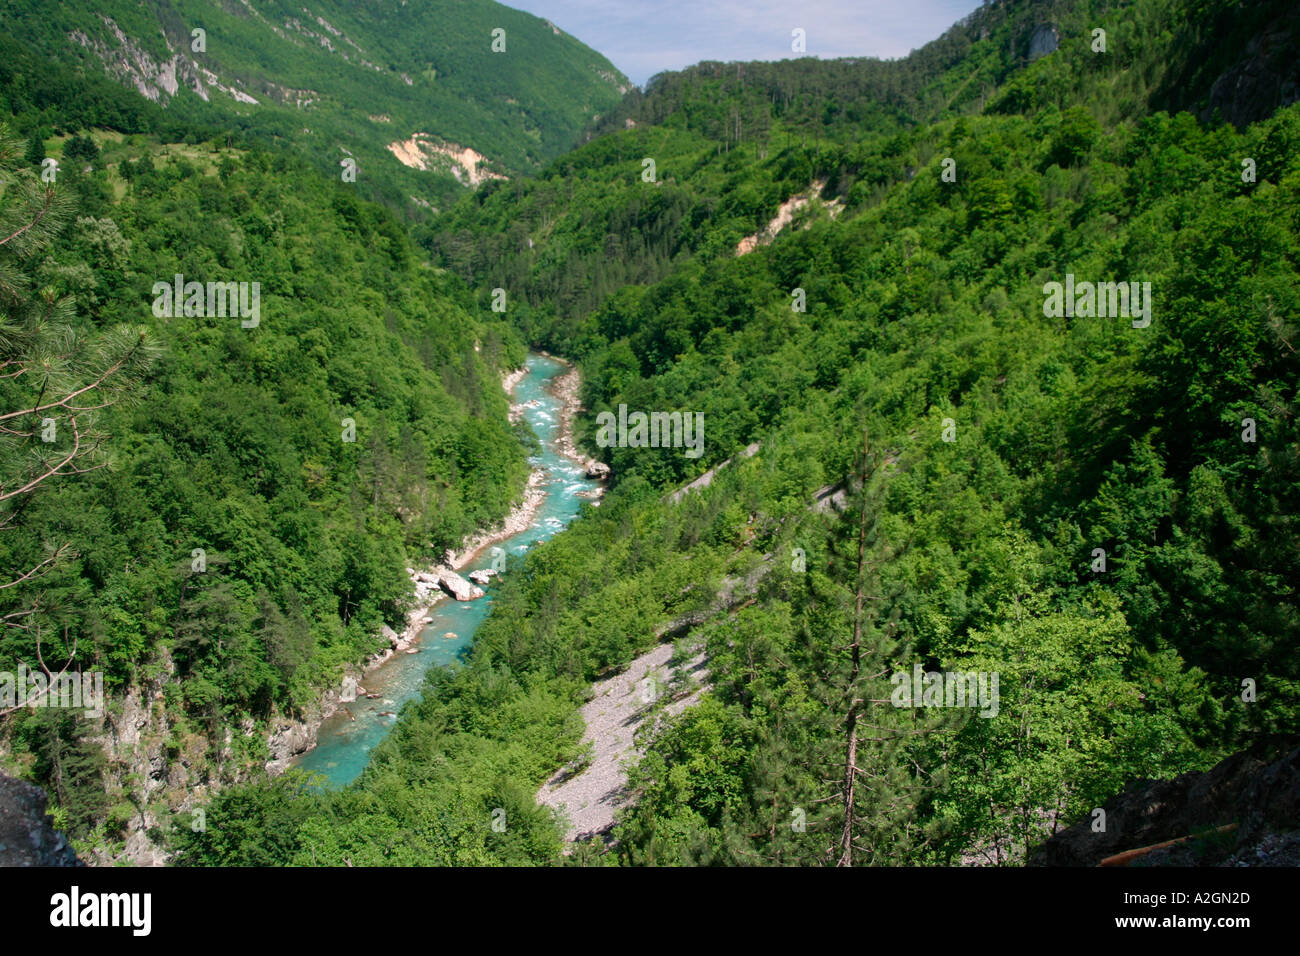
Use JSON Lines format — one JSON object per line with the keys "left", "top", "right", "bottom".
{"left": 175, "top": 0, "right": 1300, "bottom": 866}
{"left": 0, "top": 49, "right": 529, "bottom": 861}
{"left": 0, "top": 0, "right": 630, "bottom": 212}
{"left": 427, "top": 0, "right": 1299, "bottom": 344}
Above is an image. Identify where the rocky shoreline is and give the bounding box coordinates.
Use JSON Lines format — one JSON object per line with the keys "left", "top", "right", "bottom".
{"left": 543, "top": 353, "right": 610, "bottom": 485}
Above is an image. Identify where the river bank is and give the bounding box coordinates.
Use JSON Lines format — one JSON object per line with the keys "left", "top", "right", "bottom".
{"left": 84, "top": 355, "right": 589, "bottom": 864}
{"left": 543, "top": 351, "right": 610, "bottom": 486}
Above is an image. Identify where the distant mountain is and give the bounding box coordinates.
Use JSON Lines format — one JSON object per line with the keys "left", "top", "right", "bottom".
{"left": 427, "top": 0, "right": 1300, "bottom": 343}
{"left": 0, "top": 0, "right": 631, "bottom": 212}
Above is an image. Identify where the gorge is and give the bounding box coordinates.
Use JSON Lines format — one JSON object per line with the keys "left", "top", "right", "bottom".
{"left": 294, "top": 352, "right": 598, "bottom": 787}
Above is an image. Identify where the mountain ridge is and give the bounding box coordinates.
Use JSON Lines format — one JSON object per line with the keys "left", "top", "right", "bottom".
{"left": 1, "top": 0, "right": 631, "bottom": 212}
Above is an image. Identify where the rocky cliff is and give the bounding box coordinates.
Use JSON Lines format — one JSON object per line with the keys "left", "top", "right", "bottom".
{"left": 1030, "top": 736, "right": 1300, "bottom": 866}
{"left": 0, "top": 772, "right": 80, "bottom": 867}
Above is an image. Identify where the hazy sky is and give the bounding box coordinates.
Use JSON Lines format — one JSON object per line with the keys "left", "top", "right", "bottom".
{"left": 506, "top": 0, "right": 984, "bottom": 87}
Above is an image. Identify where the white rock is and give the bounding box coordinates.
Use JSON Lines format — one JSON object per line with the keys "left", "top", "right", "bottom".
{"left": 436, "top": 567, "right": 485, "bottom": 601}
{"left": 340, "top": 676, "right": 358, "bottom": 703}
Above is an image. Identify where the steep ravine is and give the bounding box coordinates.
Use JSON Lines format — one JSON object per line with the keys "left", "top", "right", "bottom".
{"left": 292, "top": 352, "right": 602, "bottom": 786}
{"left": 23, "top": 352, "right": 597, "bottom": 865}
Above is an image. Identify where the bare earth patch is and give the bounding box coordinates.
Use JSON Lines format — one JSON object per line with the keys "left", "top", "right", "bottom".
{"left": 538, "top": 642, "right": 709, "bottom": 842}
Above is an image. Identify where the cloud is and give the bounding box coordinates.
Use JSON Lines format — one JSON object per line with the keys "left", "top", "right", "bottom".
{"left": 507, "top": 0, "right": 984, "bottom": 85}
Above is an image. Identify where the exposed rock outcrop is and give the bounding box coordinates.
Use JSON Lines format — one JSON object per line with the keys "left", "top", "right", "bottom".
{"left": 537, "top": 640, "right": 710, "bottom": 843}
{"left": 0, "top": 772, "right": 80, "bottom": 867}
{"left": 1147, "top": 2, "right": 1300, "bottom": 129}
{"left": 735, "top": 181, "right": 842, "bottom": 256}
{"left": 1029, "top": 736, "right": 1300, "bottom": 866}
{"left": 69, "top": 16, "right": 260, "bottom": 105}
{"left": 1203, "top": 13, "right": 1300, "bottom": 127}
{"left": 665, "top": 442, "right": 760, "bottom": 505}
{"left": 386, "top": 133, "right": 507, "bottom": 186}
{"left": 1027, "top": 23, "right": 1059, "bottom": 61}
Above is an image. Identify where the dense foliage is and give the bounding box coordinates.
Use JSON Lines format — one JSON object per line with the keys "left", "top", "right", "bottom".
{"left": 0, "top": 75, "right": 529, "bottom": 848}
{"left": 252, "top": 0, "right": 1295, "bottom": 866}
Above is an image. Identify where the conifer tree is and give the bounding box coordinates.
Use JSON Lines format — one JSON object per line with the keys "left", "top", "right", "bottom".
{"left": 0, "top": 123, "right": 153, "bottom": 708}
{"left": 22, "top": 129, "right": 43, "bottom": 167}
{"left": 800, "top": 429, "right": 950, "bottom": 865}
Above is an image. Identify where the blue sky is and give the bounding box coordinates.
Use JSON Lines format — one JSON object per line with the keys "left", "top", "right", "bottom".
{"left": 507, "top": 0, "right": 985, "bottom": 87}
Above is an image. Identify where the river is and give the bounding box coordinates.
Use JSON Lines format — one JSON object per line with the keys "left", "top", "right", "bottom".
{"left": 293, "top": 352, "right": 597, "bottom": 787}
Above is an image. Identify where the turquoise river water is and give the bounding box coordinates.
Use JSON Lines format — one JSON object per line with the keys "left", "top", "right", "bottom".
{"left": 294, "top": 352, "right": 597, "bottom": 786}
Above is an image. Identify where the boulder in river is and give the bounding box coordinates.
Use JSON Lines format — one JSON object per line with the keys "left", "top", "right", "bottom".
{"left": 436, "top": 567, "right": 485, "bottom": 601}
{"left": 468, "top": 568, "right": 497, "bottom": 586}
{"left": 340, "top": 676, "right": 358, "bottom": 703}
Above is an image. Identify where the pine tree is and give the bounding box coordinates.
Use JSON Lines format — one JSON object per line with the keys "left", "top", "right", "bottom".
{"left": 18, "top": 707, "right": 110, "bottom": 836}
{"left": 23, "top": 130, "right": 43, "bottom": 167}
{"left": 0, "top": 120, "right": 154, "bottom": 712}
{"left": 801, "top": 429, "right": 951, "bottom": 865}
{"left": 0, "top": 124, "right": 153, "bottom": 525}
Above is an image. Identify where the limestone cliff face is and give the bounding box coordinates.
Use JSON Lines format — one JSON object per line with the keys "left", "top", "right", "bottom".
{"left": 385, "top": 134, "right": 508, "bottom": 187}
{"left": 1027, "top": 23, "right": 1059, "bottom": 61}
{"left": 1154, "top": 1, "right": 1300, "bottom": 129}
{"left": 0, "top": 646, "right": 358, "bottom": 866}
{"left": 1015, "top": 5, "right": 1298, "bottom": 129}
{"left": 1030, "top": 736, "right": 1300, "bottom": 866}
{"left": 0, "top": 772, "right": 80, "bottom": 867}
{"left": 69, "top": 15, "right": 260, "bottom": 106}
{"left": 84, "top": 652, "right": 362, "bottom": 865}
{"left": 1204, "top": 14, "right": 1300, "bottom": 128}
